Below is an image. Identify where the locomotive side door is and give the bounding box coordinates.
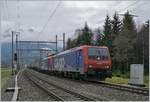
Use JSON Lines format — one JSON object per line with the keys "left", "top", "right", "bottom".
{"left": 76, "top": 49, "right": 83, "bottom": 73}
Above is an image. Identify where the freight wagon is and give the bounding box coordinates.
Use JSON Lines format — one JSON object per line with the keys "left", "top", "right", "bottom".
{"left": 41, "top": 45, "right": 112, "bottom": 80}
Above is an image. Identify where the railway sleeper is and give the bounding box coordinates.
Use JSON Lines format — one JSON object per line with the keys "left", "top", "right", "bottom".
{"left": 26, "top": 71, "right": 97, "bottom": 101}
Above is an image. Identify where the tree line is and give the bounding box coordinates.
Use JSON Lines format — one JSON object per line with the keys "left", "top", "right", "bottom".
{"left": 66, "top": 11, "right": 149, "bottom": 76}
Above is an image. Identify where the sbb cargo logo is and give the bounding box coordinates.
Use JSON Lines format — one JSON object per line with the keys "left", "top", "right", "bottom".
{"left": 54, "top": 57, "right": 65, "bottom": 71}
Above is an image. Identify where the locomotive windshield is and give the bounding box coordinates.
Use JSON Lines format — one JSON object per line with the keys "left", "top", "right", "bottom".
{"left": 88, "top": 47, "right": 110, "bottom": 60}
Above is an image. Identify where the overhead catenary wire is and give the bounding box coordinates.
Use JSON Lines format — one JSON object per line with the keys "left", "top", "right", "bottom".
{"left": 97, "top": 0, "right": 141, "bottom": 27}
{"left": 38, "top": 1, "right": 61, "bottom": 37}
{"left": 117, "top": 0, "right": 140, "bottom": 13}
{"left": 68, "top": 0, "right": 141, "bottom": 36}
{"left": 2, "top": 0, "right": 9, "bottom": 32}
{"left": 5, "top": 0, "right": 9, "bottom": 29}
{"left": 17, "top": 0, "right": 21, "bottom": 31}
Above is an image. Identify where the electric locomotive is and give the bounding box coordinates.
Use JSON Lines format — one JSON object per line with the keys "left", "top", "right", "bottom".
{"left": 42, "top": 45, "right": 112, "bottom": 80}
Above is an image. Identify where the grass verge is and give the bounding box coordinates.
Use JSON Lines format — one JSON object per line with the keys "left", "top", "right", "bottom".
{"left": 105, "top": 76, "right": 129, "bottom": 84}
{"left": 144, "top": 75, "right": 149, "bottom": 87}
{"left": 106, "top": 75, "right": 149, "bottom": 87}
{"left": 1, "top": 68, "right": 12, "bottom": 89}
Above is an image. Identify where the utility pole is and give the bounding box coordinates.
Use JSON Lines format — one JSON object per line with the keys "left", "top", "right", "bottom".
{"left": 63, "top": 33, "right": 65, "bottom": 51}
{"left": 18, "top": 35, "right": 20, "bottom": 70}
{"left": 12, "top": 31, "right": 20, "bottom": 74}
{"left": 16, "top": 34, "right": 19, "bottom": 71}
{"left": 40, "top": 49, "right": 42, "bottom": 68}
{"left": 12, "top": 31, "right": 14, "bottom": 75}
{"left": 56, "top": 35, "right": 58, "bottom": 53}
{"left": 142, "top": 30, "right": 144, "bottom": 68}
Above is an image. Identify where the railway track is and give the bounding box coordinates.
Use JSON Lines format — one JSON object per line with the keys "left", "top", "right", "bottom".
{"left": 88, "top": 80, "right": 149, "bottom": 96}
{"left": 33, "top": 69, "right": 149, "bottom": 96}
{"left": 24, "top": 71, "right": 98, "bottom": 101}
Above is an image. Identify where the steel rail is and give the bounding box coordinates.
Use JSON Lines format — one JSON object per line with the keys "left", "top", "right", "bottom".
{"left": 24, "top": 71, "right": 64, "bottom": 101}
{"left": 88, "top": 80, "right": 149, "bottom": 96}
{"left": 30, "top": 69, "right": 149, "bottom": 96}
{"left": 37, "top": 70, "right": 149, "bottom": 96}
{"left": 25, "top": 70, "right": 98, "bottom": 101}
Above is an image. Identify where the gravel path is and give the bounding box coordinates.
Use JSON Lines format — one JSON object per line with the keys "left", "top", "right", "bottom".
{"left": 28, "top": 69, "right": 149, "bottom": 101}
{"left": 1, "top": 75, "right": 15, "bottom": 101}
{"left": 17, "top": 70, "right": 55, "bottom": 101}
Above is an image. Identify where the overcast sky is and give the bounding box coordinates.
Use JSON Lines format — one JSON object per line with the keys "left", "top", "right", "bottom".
{"left": 1, "top": 0, "right": 150, "bottom": 46}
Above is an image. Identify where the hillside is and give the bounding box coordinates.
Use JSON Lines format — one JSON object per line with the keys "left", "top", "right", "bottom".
{"left": 1, "top": 42, "right": 62, "bottom": 68}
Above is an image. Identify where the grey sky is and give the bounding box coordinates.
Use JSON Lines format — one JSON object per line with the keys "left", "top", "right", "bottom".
{"left": 1, "top": 0, "right": 150, "bottom": 46}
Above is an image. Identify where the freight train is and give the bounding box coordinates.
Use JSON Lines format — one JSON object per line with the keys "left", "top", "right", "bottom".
{"left": 41, "top": 45, "right": 112, "bottom": 80}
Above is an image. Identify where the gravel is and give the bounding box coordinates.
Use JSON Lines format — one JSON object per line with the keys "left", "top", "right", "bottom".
{"left": 1, "top": 75, "right": 16, "bottom": 101}
{"left": 28, "top": 69, "right": 149, "bottom": 101}
{"left": 17, "top": 70, "right": 55, "bottom": 101}
{"left": 25, "top": 71, "right": 96, "bottom": 101}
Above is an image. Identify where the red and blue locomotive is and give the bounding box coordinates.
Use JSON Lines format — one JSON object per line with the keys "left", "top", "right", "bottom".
{"left": 41, "top": 45, "right": 112, "bottom": 80}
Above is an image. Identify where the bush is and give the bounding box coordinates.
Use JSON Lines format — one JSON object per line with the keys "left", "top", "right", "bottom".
{"left": 116, "top": 74, "right": 121, "bottom": 77}
{"left": 112, "top": 70, "right": 121, "bottom": 77}
{"left": 112, "top": 69, "right": 130, "bottom": 78}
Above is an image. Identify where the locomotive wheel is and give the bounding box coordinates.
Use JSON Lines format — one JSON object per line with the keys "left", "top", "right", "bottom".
{"left": 63, "top": 72, "right": 67, "bottom": 78}
{"left": 74, "top": 73, "right": 80, "bottom": 80}
{"left": 71, "top": 73, "right": 75, "bottom": 79}
{"left": 80, "top": 75, "right": 88, "bottom": 81}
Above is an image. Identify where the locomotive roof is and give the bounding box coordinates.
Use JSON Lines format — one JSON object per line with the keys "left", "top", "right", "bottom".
{"left": 54, "top": 46, "right": 82, "bottom": 56}
{"left": 54, "top": 45, "right": 108, "bottom": 57}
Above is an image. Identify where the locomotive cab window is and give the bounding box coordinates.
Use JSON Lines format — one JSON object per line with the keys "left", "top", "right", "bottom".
{"left": 88, "top": 47, "right": 110, "bottom": 60}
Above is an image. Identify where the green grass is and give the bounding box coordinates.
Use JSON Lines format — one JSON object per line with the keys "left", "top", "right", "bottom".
{"left": 105, "top": 75, "right": 149, "bottom": 87}
{"left": 1, "top": 68, "right": 12, "bottom": 89}
{"left": 106, "top": 76, "right": 129, "bottom": 84}
{"left": 144, "top": 75, "right": 149, "bottom": 87}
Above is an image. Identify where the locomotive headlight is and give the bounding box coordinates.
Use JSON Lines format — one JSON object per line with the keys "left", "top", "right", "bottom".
{"left": 105, "top": 66, "right": 109, "bottom": 68}
{"left": 97, "top": 57, "right": 100, "bottom": 60}
{"left": 89, "top": 65, "right": 93, "bottom": 68}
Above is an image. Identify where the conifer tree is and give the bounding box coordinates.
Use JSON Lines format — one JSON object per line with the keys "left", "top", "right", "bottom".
{"left": 103, "top": 14, "right": 112, "bottom": 47}
{"left": 111, "top": 12, "right": 122, "bottom": 40}
{"left": 113, "top": 11, "right": 137, "bottom": 73}
{"left": 81, "top": 22, "right": 93, "bottom": 45}
{"left": 96, "top": 28, "right": 104, "bottom": 45}
{"left": 111, "top": 12, "right": 122, "bottom": 71}
{"left": 66, "top": 38, "right": 71, "bottom": 49}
